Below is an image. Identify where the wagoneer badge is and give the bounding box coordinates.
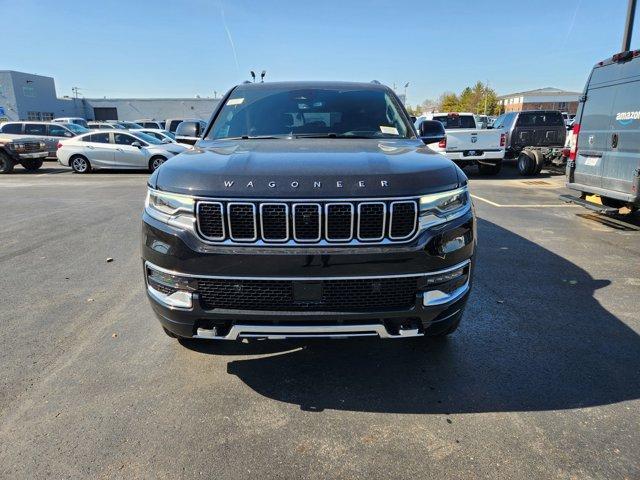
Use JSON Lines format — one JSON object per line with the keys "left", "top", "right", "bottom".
{"left": 222, "top": 180, "right": 390, "bottom": 189}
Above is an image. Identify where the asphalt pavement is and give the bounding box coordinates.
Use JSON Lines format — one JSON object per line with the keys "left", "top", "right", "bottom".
{"left": 0, "top": 162, "right": 638, "bottom": 479}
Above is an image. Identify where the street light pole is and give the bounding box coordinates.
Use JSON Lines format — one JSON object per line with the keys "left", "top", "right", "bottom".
{"left": 622, "top": 0, "right": 637, "bottom": 51}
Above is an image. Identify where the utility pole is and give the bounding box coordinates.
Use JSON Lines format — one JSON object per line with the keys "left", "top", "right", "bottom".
{"left": 483, "top": 80, "right": 489, "bottom": 115}
{"left": 72, "top": 86, "right": 81, "bottom": 100}
{"left": 623, "top": 0, "right": 637, "bottom": 51}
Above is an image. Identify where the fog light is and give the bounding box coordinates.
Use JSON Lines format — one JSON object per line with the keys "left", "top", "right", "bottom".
{"left": 148, "top": 286, "right": 193, "bottom": 309}
{"left": 146, "top": 265, "right": 197, "bottom": 309}
{"left": 440, "top": 236, "right": 466, "bottom": 254}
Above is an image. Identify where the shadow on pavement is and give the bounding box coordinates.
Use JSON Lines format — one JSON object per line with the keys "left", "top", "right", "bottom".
{"left": 183, "top": 218, "right": 640, "bottom": 414}
{"left": 465, "top": 161, "right": 565, "bottom": 180}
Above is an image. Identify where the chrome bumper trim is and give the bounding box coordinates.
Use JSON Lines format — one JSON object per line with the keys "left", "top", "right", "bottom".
{"left": 194, "top": 323, "right": 423, "bottom": 340}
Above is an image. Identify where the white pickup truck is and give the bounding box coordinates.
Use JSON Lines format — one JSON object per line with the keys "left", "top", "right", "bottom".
{"left": 415, "top": 112, "right": 505, "bottom": 175}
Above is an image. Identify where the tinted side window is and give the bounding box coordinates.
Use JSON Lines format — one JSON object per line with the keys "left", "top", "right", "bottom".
{"left": 114, "top": 133, "right": 136, "bottom": 145}
{"left": 48, "top": 125, "right": 71, "bottom": 136}
{"left": 169, "top": 120, "right": 182, "bottom": 132}
{"left": 25, "top": 123, "right": 46, "bottom": 135}
{"left": 88, "top": 133, "right": 110, "bottom": 143}
{"left": 1, "top": 123, "right": 22, "bottom": 134}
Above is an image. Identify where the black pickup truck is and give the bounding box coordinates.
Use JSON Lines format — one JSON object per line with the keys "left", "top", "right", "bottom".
{"left": 141, "top": 81, "right": 476, "bottom": 343}
{"left": 0, "top": 135, "right": 48, "bottom": 173}
{"left": 491, "top": 110, "right": 567, "bottom": 175}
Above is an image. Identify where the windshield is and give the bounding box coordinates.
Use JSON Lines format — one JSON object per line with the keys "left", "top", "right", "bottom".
{"left": 133, "top": 132, "right": 163, "bottom": 145}
{"left": 433, "top": 114, "right": 476, "bottom": 129}
{"left": 161, "top": 130, "right": 176, "bottom": 140}
{"left": 207, "top": 86, "right": 411, "bottom": 140}
{"left": 65, "top": 123, "right": 89, "bottom": 134}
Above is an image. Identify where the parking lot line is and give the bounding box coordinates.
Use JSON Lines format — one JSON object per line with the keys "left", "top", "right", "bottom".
{"left": 471, "top": 194, "right": 579, "bottom": 208}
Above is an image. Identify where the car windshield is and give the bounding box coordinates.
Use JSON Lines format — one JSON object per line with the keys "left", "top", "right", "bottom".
{"left": 433, "top": 114, "right": 476, "bottom": 129}
{"left": 207, "top": 86, "right": 411, "bottom": 140}
{"left": 65, "top": 123, "right": 89, "bottom": 134}
{"left": 161, "top": 130, "right": 176, "bottom": 140}
{"left": 133, "top": 132, "right": 163, "bottom": 145}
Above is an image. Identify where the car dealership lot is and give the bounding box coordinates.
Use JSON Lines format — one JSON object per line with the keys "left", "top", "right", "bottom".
{"left": 0, "top": 166, "right": 638, "bottom": 479}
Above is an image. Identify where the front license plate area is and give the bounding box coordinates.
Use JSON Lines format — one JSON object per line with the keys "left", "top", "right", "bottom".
{"left": 294, "top": 281, "right": 323, "bottom": 302}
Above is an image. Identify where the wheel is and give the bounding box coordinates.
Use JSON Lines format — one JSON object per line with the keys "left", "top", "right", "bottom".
{"left": 517, "top": 151, "right": 536, "bottom": 176}
{"left": 70, "top": 155, "right": 91, "bottom": 173}
{"left": 477, "top": 162, "right": 502, "bottom": 175}
{"left": 424, "top": 310, "right": 463, "bottom": 337}
{"left": 149, "top": 156, "right": 167, "bottom": 172}
{"left": 0, "top": 152, "right": 15, "bottom": 174}
{"left": 21, "top": 159, "right": 43, "bottom": 171}
{"left": 600, "top": 197, "right": 626, "bottom": 209}
{"left": 531, "top": 150, "right": 545, "bottom": 174}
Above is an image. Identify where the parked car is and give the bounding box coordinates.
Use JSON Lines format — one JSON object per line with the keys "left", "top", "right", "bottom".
{"left": 87, "top": 122, "right": 126, "bottom": 130}
{"left": 165, "top": 118, "right": 188, "bottom": 133}
{"left": 106, "top": 120, "right": 144, "bottom": 130}
{"left": 175, "top": 120, "right": 207, "bottom": 145}
{"left": 134, "top": 119, "right": 166, "bottom": 129}
{"left": 492, "top": 110, "right": 566, "bottom": 176}
{"left": 415, "top": 112, "right": 505, "bottom": 175}
{"left": 131, "top": 128, "right": 177, "bottom": 143}
{"left": 0, "top": 135, "right": 48, "bottom": 173}
{"left": 0, "top": 121, "right": 89, "bottom": 158}
{"left": 53, "top": 117, "right": 89, "bottom": 128}
{"left": 142, "top": 80, "right": 475, "bottom": 342}
{"left": 57, "top": 130, "right": 189, "bottom": 173}
{"left": 565, "top": 49, "right": 640, "bottom": 212}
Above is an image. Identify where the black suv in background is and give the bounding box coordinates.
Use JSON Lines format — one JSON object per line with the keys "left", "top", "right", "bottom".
{"left": 491, "top": 110, "right": 566, "bottom": 175}
{"left": 142, "top": 81, "right": 476, "bottom": 343}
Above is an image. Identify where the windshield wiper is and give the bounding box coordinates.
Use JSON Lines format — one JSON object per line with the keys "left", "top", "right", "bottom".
{"left": 293, "top": 133, "right": 395, "bottom": 139}
{"left": 217, "top": 134, "right": 292, "bottom": 140}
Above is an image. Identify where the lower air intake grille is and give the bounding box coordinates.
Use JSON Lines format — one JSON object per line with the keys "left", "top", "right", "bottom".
{"left": 198, "top": 277, "right": 417, "bottom": 311}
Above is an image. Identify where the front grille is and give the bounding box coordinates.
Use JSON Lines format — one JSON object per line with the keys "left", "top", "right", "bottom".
{"left": 198, "top": 276, "right": 418, "bottom": 311}
{"left": 21, "top": 142, "right": 43, "bottom": 153}
{"left": 196, "top": 198, "right": 418, "bottom": 245}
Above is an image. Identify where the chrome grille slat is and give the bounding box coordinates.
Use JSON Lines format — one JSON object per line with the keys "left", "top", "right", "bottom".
{"left": 196, "top": 198, "right": 419, "bottom": 245}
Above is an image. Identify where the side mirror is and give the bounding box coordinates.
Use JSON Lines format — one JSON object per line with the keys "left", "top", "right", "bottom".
{"left": 131, "top": 141, "right": 142, "bottom": 148}
{"left": 419, "top": 120, "right": 446, "bottom": 145}
{"left": 65, "top": 132, "right": 74, "bottom": 137}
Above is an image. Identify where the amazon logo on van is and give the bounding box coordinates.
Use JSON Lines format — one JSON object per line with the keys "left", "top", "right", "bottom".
{"left": 615, "top": 111, "right": 640, "bottom": 125}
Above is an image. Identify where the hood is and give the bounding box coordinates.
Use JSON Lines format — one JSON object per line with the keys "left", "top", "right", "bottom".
{"left": 153, "top": 138, "right": 460, "bottom": 198}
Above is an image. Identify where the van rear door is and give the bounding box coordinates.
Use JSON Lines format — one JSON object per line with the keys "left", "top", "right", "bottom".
{"left": 512, "top": 111, "right": 565, "bottom": 149}
{"left": 602, "top": 57, "right": 640, "bottom": 200}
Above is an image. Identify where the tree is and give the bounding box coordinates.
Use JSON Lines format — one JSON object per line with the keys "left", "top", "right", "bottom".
{"left": 433, "top": 82, "right": 500, "bottom": 115}
{"left": 437, "top": 92, "right": 459, "bottom": 112}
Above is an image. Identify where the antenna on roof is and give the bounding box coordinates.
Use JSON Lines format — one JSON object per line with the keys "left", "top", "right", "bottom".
{"left": 260, "top": 70, "right": 266, "bottom": 83}
{"left": 250, "top": 71, "right": 256, "bottom": 82}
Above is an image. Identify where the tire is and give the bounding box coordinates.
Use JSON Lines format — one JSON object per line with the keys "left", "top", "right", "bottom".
{"left": 149, "top": 156, "right": 167, "bottom": 172}
{"left": 70, "top": 155, "right": 91, "bottom": 174}
{"left": 517, "top": 151, "right": 536, "bottom": 176}
{"left": 477, "top": 162, "right": 502, "bottom": 175}
{"left": 531, "top": 150, "right": 545, "bottom": 174}
{"left": 424, "top": 310, "right": 463, "bottom": 337}
{"left": 21, "top": 159, "right": 43, "bottom": 171}
{"left": 0, "top": 152, "right": 15, "bottom": 174}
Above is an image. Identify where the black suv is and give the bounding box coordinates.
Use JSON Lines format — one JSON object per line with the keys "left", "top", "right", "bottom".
{"left": 142, "top": 81, "right": 476, "bottom": 343}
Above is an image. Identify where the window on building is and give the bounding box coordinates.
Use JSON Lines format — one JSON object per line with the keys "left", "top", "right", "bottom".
{"left": 22, "top": 86, "right": 36, "bottom": 97}
{"left": 558, "top": 102, "right": 567, "bottom": 110}
{"left": 42, "top": 112, "right": 54, "bottom": 121}
{"left": 27, "top": 111, "right": 42, "bottom": 121}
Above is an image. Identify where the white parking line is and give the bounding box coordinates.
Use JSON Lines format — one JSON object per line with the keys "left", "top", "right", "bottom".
{"left": 471, "top": 194, "right": 578, "bottom": 208}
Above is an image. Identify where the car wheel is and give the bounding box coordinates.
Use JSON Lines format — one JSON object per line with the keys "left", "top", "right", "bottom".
{"left": 531, "top": 150, "right": 545, "bottom": 174}
{"left": 517, "top": 151, "right": 536, "bottom": 176}
{"left": 0, "top": 152, "right": 15, "bottom": 174}
{"left": 70, "top": 155, "right": 91, "bottom": 174}
{"left": 149, "top": 156, "right": 167, "bottom": 172}
{"left": 21, "top": 159, "right": 44, "bottom": 171}
{"left": 478, "top": 162, "right": 502, "bottom": 175}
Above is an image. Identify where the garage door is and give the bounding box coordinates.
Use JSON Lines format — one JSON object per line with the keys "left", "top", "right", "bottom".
{"left": 93, "top": 107, "right": 118, "bottom": 121}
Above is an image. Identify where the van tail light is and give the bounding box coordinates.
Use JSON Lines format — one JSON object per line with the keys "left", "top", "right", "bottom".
{"left": 56, "top": 142, "right": 63, "bottom": 150}
{"left": 500, "top": 133, "right": 506, "bottom": 147}
{"left": 568, "top": 123, "right": 580, "bottom": 161}
{"left": 438, "top": 137, "right": 447, "bottom": 149}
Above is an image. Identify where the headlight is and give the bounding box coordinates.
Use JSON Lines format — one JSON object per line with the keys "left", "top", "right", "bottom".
{"left": 419, "top": 186, "right": 471, "bottom": 229}
{"left": 145, "top": 189, "right": 195, "bottom": 230}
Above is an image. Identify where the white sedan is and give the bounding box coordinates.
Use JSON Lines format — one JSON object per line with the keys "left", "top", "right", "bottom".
{"left": 57, "top": 131, "right": 189, "bottom": 173}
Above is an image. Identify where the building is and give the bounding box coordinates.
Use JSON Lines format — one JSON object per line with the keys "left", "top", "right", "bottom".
{"left": 0, "top": 70, "right": 220, "bottom": 123}
{"left": 497, "top": 87, "right": 581, "bottom": 114}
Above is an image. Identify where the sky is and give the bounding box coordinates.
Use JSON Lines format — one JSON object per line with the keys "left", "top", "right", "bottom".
{"left": 2, "top": 0, "right": 638, "bottom": 105}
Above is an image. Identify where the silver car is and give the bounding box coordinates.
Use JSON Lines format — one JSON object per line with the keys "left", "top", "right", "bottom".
{"left": 0, "top": 121, "right": 89, "bottom": 158}
{"left": 57, "top": 130, "right": 189, "bottom": 173}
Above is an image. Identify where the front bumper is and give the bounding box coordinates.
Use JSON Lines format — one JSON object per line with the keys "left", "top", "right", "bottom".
{"left": 142, "top": 209, "right": 476, "bottom": 340}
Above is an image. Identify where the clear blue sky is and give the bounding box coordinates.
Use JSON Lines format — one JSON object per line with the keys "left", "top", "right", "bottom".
{"left": 2, "top": 0, "right": 638, "bottom": 105}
